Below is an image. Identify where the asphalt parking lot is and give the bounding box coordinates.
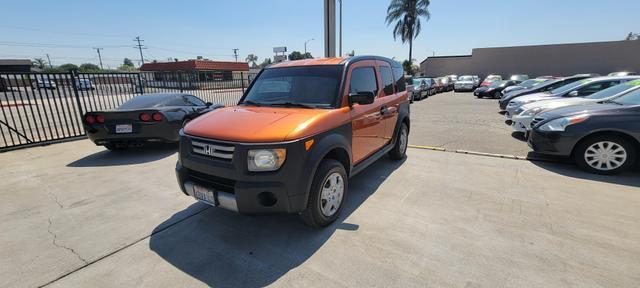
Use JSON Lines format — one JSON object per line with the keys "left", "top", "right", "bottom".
{"left": 2, "top": 140, "right": 640, "bottom": 288}
{"left": 409, "top": 91, "right": 531, "bottom": 157}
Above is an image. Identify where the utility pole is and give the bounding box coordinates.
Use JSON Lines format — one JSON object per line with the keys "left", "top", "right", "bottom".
{"left": 93, "top": 47, "right": 104, "bottom": 69}
{"left": 46, "top": 54, "right": 53, "bottom": 68}
{"left": 304, "top": 38, "right": 314, "bottom": 55}
{"left": 324, "top": 0, "right": 336, "bottom": 57}
{"left": 133, "top": 36, "right": 146, "bottom": 64}
{"left": 338, "top": 0, "right": 342, "bottom": 57}
{"left": 232, "top": 49, "right": 239, "bottom": 62}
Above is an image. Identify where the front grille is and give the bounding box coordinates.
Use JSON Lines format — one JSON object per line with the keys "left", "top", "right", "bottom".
{"left": 530, "top": 117, "right": 545, "bottom": 128}
{"left": 191, "top": 139, "right": 235, "bottom": 161}
{"left": 188, "top": 169, "right": 236, "bottom": 193}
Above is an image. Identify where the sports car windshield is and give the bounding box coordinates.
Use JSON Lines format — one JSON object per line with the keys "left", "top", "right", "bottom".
{"left": 243, "top": 65, "right": 343, "bottom": 108}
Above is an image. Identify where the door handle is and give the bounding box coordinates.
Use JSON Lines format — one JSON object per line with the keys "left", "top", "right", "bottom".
{"left": 380, "top": 105, "right": 389, "bottom": 115}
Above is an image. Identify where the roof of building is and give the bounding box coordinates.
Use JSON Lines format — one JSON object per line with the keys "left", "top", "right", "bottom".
{"left": 0, "top": 59, "right": 32, "bottom": 66}
{"left": 140, "top": 60, "right": 249, "bottom": 71}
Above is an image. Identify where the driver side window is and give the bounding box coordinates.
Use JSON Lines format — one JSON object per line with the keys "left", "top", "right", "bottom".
{"left": 349, "top": 67, "right": 378, "bottom": 96}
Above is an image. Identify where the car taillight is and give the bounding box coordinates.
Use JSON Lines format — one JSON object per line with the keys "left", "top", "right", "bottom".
{"left": 85, "top": 115, "right": 95, "bottom": 124}
{"left": 95, "top": 114, "right": 105, "bottom": 123}
{"left": 152, "top": 112, "right": 163, "bottom": 121}
{"left": 139, "top": 113, "right": 151, "bottom": 122}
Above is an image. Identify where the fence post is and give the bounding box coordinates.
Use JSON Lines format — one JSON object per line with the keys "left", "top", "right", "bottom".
{"left": 240, "top": 72, "right": 245, "bottom": 93}
{"left": 69, "top": 70, "right": 85, "bottom": 121}
{"left": 136, "top": 73, "right": 145, "bottom": 94}
{"left": 177, "top": 71, "right": 183, "bottom": 92}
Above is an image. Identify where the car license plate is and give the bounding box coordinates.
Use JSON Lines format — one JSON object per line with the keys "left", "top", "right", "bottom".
{"left": 115, "top": 124, "right": 132, "bottom": 134}
{"left": 193, "top": 185, "right": 216, "bottom": 205}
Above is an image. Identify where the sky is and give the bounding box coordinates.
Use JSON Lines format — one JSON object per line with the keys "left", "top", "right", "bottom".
{"left": 1, "top": 0, "right": 639, "bottom": 68}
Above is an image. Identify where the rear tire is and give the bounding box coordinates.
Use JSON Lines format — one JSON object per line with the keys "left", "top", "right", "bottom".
{"left": 389, "top": 122, "right": 408, "bottom": 160}
{"left": 573, "top": 135, "right": 636, "bottom": 175}
{"left": 301, "top": 159, "right": 348, "bottom": 228}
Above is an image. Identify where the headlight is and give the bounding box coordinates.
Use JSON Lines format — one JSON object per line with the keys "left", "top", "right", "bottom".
{"left": 248, "top": 149, "right": 286, "bottom": 171}
{"left": 538, "top": 114, "right": 589, "bottom": 132}
{"left": 514, "top": 107, "right": 525, "bottom": 115}
{"left": 521, "top": 107, "right": 543, "bottom": 116}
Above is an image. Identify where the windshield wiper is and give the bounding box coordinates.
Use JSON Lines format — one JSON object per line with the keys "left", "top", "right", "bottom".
{"left": 240, "top": 100, "right": 264, "bottom": 106}
{"left": 602, "top": 100, "right": 624, "bottom": 105}
{"left": 266, "top": 102, "right": 317, "bottom": 109}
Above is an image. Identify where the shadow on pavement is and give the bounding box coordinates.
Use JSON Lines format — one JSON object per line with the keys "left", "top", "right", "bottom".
{"left": 66, "top": 143, "right": 177, "bottom": 167}
{"left": 149, "top": 156, "right": 405, "bottom": 287}
{"left": 511, "top": 131, "right": 527, "bottom": 141}
{"left": 528, "top": 153, "right": 640, "bottom": 188}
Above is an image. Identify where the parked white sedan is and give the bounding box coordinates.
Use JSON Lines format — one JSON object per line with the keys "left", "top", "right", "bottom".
{"left": 511, "top": 80, "right": 640, "bottom": 133}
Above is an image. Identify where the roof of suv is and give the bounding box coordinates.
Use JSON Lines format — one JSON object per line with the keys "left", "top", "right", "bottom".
{"left": 268, "top": 55, "right": 402, "bottom": 69}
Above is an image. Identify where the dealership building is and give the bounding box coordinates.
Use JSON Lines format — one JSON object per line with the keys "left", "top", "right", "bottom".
{"left": 140, "top": 59, "right": 250, "bottom": 81}
{"left": 420, "top": 40, "right": 640, "bottom": 78}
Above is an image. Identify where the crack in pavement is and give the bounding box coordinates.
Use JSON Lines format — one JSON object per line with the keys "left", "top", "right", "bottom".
{"left": 47, "top": 217, "right": 89, "bottom": 265}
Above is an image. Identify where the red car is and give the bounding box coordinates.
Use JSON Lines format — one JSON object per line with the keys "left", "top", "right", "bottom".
{"left": 480, "top": 75, "right": 502, "bottom": 86}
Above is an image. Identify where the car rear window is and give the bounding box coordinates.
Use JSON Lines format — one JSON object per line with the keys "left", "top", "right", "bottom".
{"left": 393, "top": 67, "right": 406, "bottom": 92}
{"left": 380, "top": 66, "right": 395, "bottom": 96}
{"left": 244, "top": 65, "right": 343, "bottom": 108}
{"left": 117, "top": 94, "right": 186, "bottom": 110}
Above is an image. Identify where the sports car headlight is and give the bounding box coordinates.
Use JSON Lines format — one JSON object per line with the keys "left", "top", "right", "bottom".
{"left": 248, "top": 149, "right": 286, "bottom": 171}
{"left": 538, "top": 114, "right": 589, "bottom": 132}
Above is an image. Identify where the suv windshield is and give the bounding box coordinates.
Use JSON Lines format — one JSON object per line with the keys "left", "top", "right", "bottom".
{"left": 459, "top": 76, "right": 473, "bottom": 81}
{"left": 585, "top": 81, "right": 640, "bottom": 100}
{"left": 242, "top": 65, "right": 343, "bottom": 108}
{"left": 550, "top": 79, "right": 592, "bottom": 94}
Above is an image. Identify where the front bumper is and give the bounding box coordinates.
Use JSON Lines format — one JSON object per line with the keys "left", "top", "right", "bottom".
{"left": 511, "top": 115, "right": 534, "bottom": 132}
{"left": 527, "top": 129, "right": 580, "bottom": 156}
{"left": 175, "top": 134, "right": 312, "bottom": 214}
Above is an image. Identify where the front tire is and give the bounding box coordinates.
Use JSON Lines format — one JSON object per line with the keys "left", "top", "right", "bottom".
{"left": 573, "top": 135, "right": 636, "bottom": 175}
{"left": 301, "top": 159, "right": 348, "bottom": 228}
{"left": 389, "top": 122, "right": 408, "bottom": 160}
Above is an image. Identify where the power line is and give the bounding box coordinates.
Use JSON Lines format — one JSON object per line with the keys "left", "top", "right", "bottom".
{"left": 0, "top": 41, "right": 130, "bottom": 49}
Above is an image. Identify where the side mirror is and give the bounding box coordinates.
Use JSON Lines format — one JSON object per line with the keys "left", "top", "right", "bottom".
{"left": 349, "top": 91, "right": 375, "bottom": 106}
{"left": 205, "top": 102, "right": 213, "bottom": 107}
{"left": 568, "top": 91, "right": 579, "bottom": 97}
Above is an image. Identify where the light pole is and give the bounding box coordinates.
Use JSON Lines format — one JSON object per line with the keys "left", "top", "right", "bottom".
{"left": 338, "top": 0, "right": 342, "bottom": 56}
{"left": 304, "top": 38, "right": 315, "bottom": 55}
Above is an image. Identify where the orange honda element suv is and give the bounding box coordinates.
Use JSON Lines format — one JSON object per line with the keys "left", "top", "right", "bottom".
{"left": 175, "top": 56, "right": 410, "bottom": 228}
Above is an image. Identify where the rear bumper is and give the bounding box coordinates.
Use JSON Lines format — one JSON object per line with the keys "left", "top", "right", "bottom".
{"left": 85, "top": 122, "right": 181, "bottom": 144}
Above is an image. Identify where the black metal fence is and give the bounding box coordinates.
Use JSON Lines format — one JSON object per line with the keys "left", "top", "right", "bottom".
{"left": 0, "top": 70, "right": 257, "bottom": 151}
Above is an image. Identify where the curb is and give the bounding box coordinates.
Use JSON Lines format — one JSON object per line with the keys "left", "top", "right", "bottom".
{"left": 407, "top": 144, "right": 557, "bottom": 163}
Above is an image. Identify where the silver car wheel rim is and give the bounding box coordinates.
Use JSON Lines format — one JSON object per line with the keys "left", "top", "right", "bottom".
{"left": 399, "top": 127, "right": 408, "bottom": 154}
{"left": 584, "top": 141, "right": 627, "bottom": 171}
{"left": 320, "top": 172, "right": 344, "bottom": 217}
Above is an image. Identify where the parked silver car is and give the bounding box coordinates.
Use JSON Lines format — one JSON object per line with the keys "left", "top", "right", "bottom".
{"left": 454, "top": 75, "right": 476, "bottom": 92}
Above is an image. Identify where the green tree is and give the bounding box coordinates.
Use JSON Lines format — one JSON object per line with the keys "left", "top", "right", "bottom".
{"left": 288, "top": 51, "right": 313, "bottom": 61}
{"left": 259, "top": 58, "right": 273, "bottom": 68}
{"left": 57, "top": 63, "right": 79, "bottom": 72}
{"left": 123, "top": 58, "right": 135, "bottom": 67}
{"left": 245, "top": 54, "right": 259, "bottom": 67}
{"left": 625, "top": 32, "right": 639, "bottom": 40}
{"left": 402, "top": 59, "right": 419, "bottom": 75}
{"left": 386, "top": 0, "right": 431, "bottom": 66}
{"left": 79, "top": 63, "right": 101, "bottom": 72}
{"left": 32, "top": 58, "right": 46, "bottom": 69}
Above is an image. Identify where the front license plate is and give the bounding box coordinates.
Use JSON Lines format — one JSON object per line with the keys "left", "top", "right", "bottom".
{"left": 115, "top": 124, "right": 132, "bottom": 134}
{"left": 193, "top": 185, "right": 216, "bottom": 205}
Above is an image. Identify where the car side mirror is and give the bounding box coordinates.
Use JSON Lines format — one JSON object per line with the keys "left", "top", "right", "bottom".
{"left": 568, "top": 91, "right": 579, "bottom": 97}
{"left": 349, "top": 91, "right": 375, "bottom": 106}
{"left": 205, "top": 102, "right": 213, "bottom": 107}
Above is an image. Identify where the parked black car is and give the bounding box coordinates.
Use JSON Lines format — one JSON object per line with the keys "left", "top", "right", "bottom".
{"left": 83, "top": 93, "right": 223, "bottom": 150}
{"left": 499, "top": 74, "right": 597, "bottom": 110}
{"left": 529, "top": 88, "right": 640, "bottom": 174}
{"left": 474, "top": 80, "right": 517, "bottom": 98}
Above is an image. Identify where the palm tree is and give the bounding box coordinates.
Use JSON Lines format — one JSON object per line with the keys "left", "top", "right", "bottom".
{"left": 385, "top": 0, "right": 430, "bottom": 66}
{"left": 245, "top": 54, "right": 258, "bottom": 67}
{"left": 32, "top": 58, "right": 46, "bottom": 69}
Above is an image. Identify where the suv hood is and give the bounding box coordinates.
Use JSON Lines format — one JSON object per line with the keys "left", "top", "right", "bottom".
{"left": 184, "top": 106, "right": 347, "bottom": 142}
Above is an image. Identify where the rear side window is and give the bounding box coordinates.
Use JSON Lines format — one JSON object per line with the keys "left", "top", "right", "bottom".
{"left": 350, "top": 67, "right": 378, "bottom": 95}
{"left": 379, "top": 66, "right": 394, "bottom": 96}
{"left": 393, "top": 67, "right": 406, "bottom": 92}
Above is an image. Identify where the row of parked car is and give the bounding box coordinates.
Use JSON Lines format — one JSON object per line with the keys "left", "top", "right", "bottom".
{"left": 496, "top": 71, "right": 639, "bottom": 175}
{"left": 410, "top": 74, "right": 480, "bottom": 100}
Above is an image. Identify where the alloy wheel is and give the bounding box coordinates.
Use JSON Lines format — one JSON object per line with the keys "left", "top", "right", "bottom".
{"left": 319, "top": 172, "right": 345, "bottom": 217}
